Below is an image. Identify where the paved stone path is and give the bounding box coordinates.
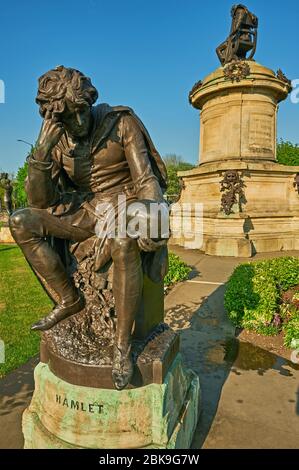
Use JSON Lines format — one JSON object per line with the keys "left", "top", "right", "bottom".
{"left": 166, "top": 246, "right": 299, "bottom": 449}
{"left": 0, "top": 247, "right": 298, "bottom": 448}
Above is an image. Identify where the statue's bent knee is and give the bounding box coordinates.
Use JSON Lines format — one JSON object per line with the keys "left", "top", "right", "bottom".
{"left": 9, "top": 208, "right": 32, "bottom": 236}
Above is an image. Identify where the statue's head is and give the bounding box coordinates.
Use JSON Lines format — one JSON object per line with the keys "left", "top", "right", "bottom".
{"left": 231, "top": 4, "right": 247, "bottom": 17}
{"left": 36, "top": 65, "right": 98, "bottom": 138}
{"left": 224, "top": 171, "right": 239, "bottom": 184}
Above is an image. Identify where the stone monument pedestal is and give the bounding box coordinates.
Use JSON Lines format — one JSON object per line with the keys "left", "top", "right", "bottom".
{"left": 0, "top": 222, "right": 14, "bottom": 244}
{"left": 22, "top": 259, "right": 200, "bottom": 449}
{"left": 23, "top": 331, "right": 200, "bottom": 449}
{"left": 171, "top": 61, "right": 299, "bottom": 257}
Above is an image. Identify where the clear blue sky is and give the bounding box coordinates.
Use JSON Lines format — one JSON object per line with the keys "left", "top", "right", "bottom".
{"left": 0, "top": 0, "right": 298, "bottom": 173}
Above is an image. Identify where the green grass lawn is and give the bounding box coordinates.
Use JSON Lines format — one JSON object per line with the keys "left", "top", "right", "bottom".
{"left": 0, "top": 244, "right": 52, "bottom": 378}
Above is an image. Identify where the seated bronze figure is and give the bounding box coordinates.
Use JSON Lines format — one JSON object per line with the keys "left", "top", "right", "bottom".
{"left": 216, "top": 4, "right": 258, "bottom": 65}
{"left": 10, "top": 66, "right": 169, "bottom": 390}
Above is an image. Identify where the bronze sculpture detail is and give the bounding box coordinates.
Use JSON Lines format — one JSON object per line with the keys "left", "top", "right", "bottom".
{"left": 216, "top": 4, "right": 258, "bottom": 66}
{"left": 223, "top": 60, "right": 250, "bottom": 82}
{"left": 293, "top": 174, "right": 299, "bottom": 195}
{"left": 10, "top": 66, "right": 169, "bottom": 390}
{"left": 220, "top": 170, "right": 246, "bottom": 215}
{"left": 276, "top": 69, "right": 292, "bottom": 93}
{"left": 188, "top": 80, "right": 202, "bottom": 104}
{"left": 0, "top": 173, "right": 13, "bottom": 215}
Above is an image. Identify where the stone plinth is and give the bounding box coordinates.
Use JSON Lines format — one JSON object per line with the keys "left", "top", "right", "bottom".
{"left": 171, "top": 61, "right": 299, "bottom": 257}
{"left": 23, "top": 355, "right": 200, "bottom": 449}
{"left": 191, "top": 62, "right": 289, "bottom": 165}
{"left": 0, "top": 224, "right": 14, "bottom": 244}
{"left": 23, "top": 324, "right": 200, "bottom": 449}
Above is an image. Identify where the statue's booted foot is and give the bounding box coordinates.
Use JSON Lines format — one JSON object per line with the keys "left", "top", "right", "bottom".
{"left": 112, "top": 344, "right": 134, "bottom": 391}
{"left": 31, "top": 295, "right": 85, "bottom": 331}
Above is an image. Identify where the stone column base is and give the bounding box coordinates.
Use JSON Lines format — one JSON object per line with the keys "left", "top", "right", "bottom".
{"left": 171, "top": 161, "right": 299, "bottom": 258}
{"left": 0, "top": 224, "right": 14, "bottom": 244}
{"left": 22, "top": 355, "right": 200, "bottom": 449}
{"left": 205, "top": 236, "right": 252, "bottom": 257}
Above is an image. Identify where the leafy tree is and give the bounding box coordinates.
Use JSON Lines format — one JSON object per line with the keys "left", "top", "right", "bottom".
{"left": 0, "top": 186, "right": 4, "bottom": 212}
{"left": 14, "top": 161, "right": 28, "bottom": 207}
{"left": 277, "top": 139, "right": 299, "bottom": 166}
{"left": 163, "top": 154, "right": 195, "bottom": 199}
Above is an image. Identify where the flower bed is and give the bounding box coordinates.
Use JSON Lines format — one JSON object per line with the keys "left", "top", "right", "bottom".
{"left": 224, "top": 257, "right": 299, "bottom": 348}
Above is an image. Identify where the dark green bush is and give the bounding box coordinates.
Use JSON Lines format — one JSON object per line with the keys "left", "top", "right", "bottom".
{"left": 164, "top": 252, "right": 192, "bottom": 286}
{"left": 224, "top": 257, "right": 299, "bottom": 341}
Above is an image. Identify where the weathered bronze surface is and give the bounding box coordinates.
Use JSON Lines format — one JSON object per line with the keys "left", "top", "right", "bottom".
{"left": 188, "top": 80, "right": 202, "bottom": 104}
{"left": 223, "top": 59, "right": 251, "bottom": 82}
{"left": 293, "top": 173, "right": 299, "bottom": 195}
{"left": 0, "top": 173, "right": 13, "bottom": 215}
{"left": 10, "top": 66, "right": 169, "bottom": 390}
{"left": 216, "top": 4, "right": 258, "bottom": 66}
{"left": 220, "top": 170, "right": 246, "bottom": 215}
{"left": 276, "top": 69, "right": 293, "bottom": 92}
{"left": 40, "top": 324, "right": 180, "bottom": 389}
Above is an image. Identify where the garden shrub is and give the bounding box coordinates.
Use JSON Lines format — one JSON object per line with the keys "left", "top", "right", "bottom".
{"left": 224, "top": 257, "right": 299, "bottom": 344}
{"left": 283, "top": 318, "right": 299, "bottom": 348}
{"left": 164, "top": 252, "right": 192, "bottom": 286}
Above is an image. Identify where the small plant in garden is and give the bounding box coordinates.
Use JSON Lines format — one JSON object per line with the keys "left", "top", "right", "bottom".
{"left": 279, "top": 287, "right": 299, "bottom": 347}
{"left": 164, "top": 252, "right": 192, "bottom": 287}
{"left": 224, "top": 257, "right": 299, "bottom": 347}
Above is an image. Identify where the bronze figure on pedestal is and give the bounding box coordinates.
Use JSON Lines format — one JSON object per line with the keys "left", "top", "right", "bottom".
{"left": 216, "top": 4, "right": 258, "bottom": 66}
{"left": 10, "top": 66, "right": 169, "bottom": 390}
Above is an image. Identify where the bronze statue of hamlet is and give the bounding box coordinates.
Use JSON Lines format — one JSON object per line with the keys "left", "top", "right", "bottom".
{"left": 10, "top": 66, "right": 169, "bottom": 390}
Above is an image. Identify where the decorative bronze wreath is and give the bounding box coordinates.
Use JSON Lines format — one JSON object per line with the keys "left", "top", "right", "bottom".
{"left": 223, "top": 60, "right": 251, "bottom": 83}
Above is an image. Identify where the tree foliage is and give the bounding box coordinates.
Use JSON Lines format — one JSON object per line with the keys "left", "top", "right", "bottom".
{"left": 14, "top": 161, "right": 28, "bottom": 207}
{"left": 277, "top": 139, "right": 299, "bottom": 166}
{"left": 163, "top": 154, "right": 195, "bottom": 198}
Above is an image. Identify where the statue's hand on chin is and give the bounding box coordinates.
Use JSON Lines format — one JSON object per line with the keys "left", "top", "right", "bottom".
{"left": 34, "top": 118, "right": 65, "bottom": 162}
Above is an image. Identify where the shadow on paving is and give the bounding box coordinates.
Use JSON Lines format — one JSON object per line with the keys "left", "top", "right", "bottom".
{"left": 0, "top": 356, "right": 38, "bottom": 449}
{"left": 165, "top": 284, "right": 232, "bottom": 448}
{"left": 165, "top": 283, "right": 299, "bottom": 449}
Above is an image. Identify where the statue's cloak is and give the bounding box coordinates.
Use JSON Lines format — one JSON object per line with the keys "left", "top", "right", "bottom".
{"left": 91, "top": 104, "right": 168, "bottom": 192}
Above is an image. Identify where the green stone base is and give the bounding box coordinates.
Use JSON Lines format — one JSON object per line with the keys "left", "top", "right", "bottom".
{"left": 23, "top": 354, "right": 200, "bottom": 449}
